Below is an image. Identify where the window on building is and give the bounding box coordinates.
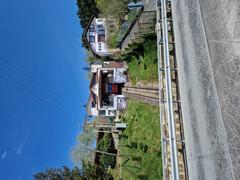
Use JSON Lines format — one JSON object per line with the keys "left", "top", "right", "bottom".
{"left": 99, "top": 110, "right": 106, "bottom": 116}
{"left": 89, "top": 36, "right": 95, "bottom": 43}
{"left": 97, "top": 24, "right": 104, "bottom": 29}
{"left": 89, "top": 24, "right": 94, "bottom": 32}
{"left": 99, "top": 29, "right": 105, "bottom": 34}
{"left": 109, "top": 96, "right": 114, "bottom": 107}
{"left": 98, "top": 35, "right": 105, "bottom": 42}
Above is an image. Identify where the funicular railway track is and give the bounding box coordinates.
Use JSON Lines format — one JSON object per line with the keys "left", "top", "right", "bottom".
{"left": 122, "top": 85, "right": 159, "bottom": 106}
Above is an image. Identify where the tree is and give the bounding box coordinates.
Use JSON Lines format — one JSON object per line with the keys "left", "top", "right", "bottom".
{"left": 76, "top": 0, "right": 100, "bottom": 28}
{"left": 33, "top": 164, "right": 110, "bottom": 180}
{"left": 70, "top": 129, "right": 118, "bottom": 180}
{"left": 96, "top": 134, "right": 117, "bottom": 168}
{"left": 71, "top": 128, "right": 96, "bottom": 165}
{"left": 33, "top": 166, "right": 83, "bottom": 180}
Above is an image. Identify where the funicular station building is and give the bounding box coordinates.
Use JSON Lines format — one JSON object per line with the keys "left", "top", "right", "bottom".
{"left": 87, "top": 61, "right": 128, "bottom": 117}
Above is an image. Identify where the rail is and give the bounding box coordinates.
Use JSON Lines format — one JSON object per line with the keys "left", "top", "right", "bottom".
{"left": 122, "top": 86, "right": 159, "bottom": 106}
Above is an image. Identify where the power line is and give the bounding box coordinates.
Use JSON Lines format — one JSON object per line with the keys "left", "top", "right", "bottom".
{"left": 0, "top": 66, "right": 74, "bottom": 121}
{"left": 0, "top": 57, "right": 74, "bottom": 107}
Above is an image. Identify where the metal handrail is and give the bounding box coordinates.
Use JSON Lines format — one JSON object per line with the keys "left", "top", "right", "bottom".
{"left": 158, "top": 0, "right": 180, "bottom": 179}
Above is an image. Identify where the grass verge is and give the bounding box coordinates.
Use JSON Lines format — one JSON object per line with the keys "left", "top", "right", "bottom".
{"left": 118, "top": 102, "right": 162, "bottom": 180}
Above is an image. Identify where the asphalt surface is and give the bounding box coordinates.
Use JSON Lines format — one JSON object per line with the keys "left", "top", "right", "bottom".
{"left": 171, "top": 0, "right": 240, "bottom": 179}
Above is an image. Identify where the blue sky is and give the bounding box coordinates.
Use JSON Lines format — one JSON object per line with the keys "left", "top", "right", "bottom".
{"left": 0, "top": 0, "right": 89, "bottom": 179}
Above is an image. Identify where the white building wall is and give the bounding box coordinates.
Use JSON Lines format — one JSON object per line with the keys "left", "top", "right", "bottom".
{"left": 94, "top": 18, "right": 108, "bottom": 54}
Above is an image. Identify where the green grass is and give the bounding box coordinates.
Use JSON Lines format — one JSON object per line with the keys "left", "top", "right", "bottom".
{"left": 118, "top": 102, "right": 162, "bottom": 180}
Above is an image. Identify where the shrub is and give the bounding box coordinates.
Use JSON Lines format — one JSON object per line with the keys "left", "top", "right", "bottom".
{"left": 107, "top": 32, "right": 118, "bottom": 48}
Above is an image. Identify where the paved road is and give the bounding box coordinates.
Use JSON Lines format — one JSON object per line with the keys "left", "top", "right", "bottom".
{"left": 171, "top": 0, "right": 240, "bottom": 179}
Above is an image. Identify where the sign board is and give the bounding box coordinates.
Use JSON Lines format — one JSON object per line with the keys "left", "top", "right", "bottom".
{"left": 115, "top": 123, "right": 127, "bottom": 129}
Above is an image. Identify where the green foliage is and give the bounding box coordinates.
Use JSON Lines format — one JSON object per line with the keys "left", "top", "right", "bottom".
{"left": 33, "top": 164, "right": 109, "bottom": 180}
{"left": 76, "top": 0, "right": 100, "bottom": 28}
{"left": 71, "top": 128, "right": 96, "bottom": 165}
{"left": 96, "top": 134, "right": 116, "bottom": 168}
{"left": 107, "top": 32, "right": 118, "bottom": 48}
{"left": 126, "top": 36, "right": 158, "bottom": 84}
{"left": 119, "top": 102, "right": 162, "bottom": 180}
{"left": 71, "top": 128, "right": 115, "bottom": 179}
{"left": 83, "top": 161, "right": 106, "bottom": 179}
{"left": 33, "top": 166, "right": 83, "bottom": 180}
{"left": 97, "top": 0, "right": 129, "bottom": 19}
{"left": 78, "top": 129, "right": 96, "bottom": 145}
{"left": 95, "top": 0, "right": 104, "bottom": 9}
